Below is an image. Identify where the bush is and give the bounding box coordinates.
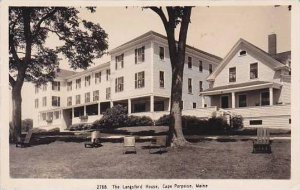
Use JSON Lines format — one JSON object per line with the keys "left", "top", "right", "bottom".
{"left": 32, "top": 128, "right": 47, "bottom": 134}
{"left": 127, "top": 115, "right": 154, "bottom": 126}
{"left": 208, "top": 116, "right": 230, "bottom": 131}
{"left": 231, "top": 115, "right": 244, "bottom": 129}
{"left": 182, "top": 115, "right": 208, "bottom": 129}
{"left": 94, "top": 104, "right": 128, "bottom": 128}
{"left": 68, "top": 123, "right": 85, "bottom": 131}
{"left": 155, "top": 114, "right": 171, "bottom": 126}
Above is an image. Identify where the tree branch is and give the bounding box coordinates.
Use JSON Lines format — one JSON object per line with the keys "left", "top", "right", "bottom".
{"left": 9, "top": 34, "right": 22, "bottom": 63}
{"left": 33, "top": 8, "right": 58, "bottom": 38}
{"left": 149, "top": 7, "right": 169, "bottom": 27}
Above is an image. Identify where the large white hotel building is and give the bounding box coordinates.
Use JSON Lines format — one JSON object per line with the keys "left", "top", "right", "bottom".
{"left": 33, "top": 31, "right": 291, "bottom": 130}
{"left": 33, "top": 31, "right": 222, "bottom": 130}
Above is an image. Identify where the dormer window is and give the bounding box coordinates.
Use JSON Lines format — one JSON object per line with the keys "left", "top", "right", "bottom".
{"left": 239, "top": 50, "right": 247, "bottom": 56}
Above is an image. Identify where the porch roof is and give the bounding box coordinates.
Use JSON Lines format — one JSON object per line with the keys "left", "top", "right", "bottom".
{"left": 200, "top": 81, "right": 282, "bottom": 96}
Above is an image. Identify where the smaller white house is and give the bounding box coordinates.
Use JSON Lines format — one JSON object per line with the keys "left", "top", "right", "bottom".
{"left": 200, "top": 34, "right": 291, "bottom": 128}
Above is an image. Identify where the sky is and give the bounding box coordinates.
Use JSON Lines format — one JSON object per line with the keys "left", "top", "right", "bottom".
{"left": 20, "top": 6, "right": 291, "bottom": 119}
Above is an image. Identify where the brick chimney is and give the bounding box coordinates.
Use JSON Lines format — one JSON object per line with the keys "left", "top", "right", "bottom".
{"left": 268, "top": 34, "right": 277, "bottom": 55}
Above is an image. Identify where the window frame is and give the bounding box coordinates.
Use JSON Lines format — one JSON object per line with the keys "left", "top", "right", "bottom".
{"left": 135, "top": 46, "right": 145, "bottom": 64}
{"left": 188, "top": 78, "right": 193, "bottom": 94}
{"left": 250, "top": 62, "right": 258, "bottom": 79}
{"left": 51, "top": 96, "right": 60, "bottom": 107}
{"left": 159, "top": 71, "right": 165, "bottom": 88}
{"left": 76, "top": 78, "right": 81, "bottom": 89}
{"left": 159, "top": 46, "right": 164, "bottom": 60}
{"left": 229, "top": 67, "right": 236, "bottom": 82}
{"left": 76, "top": 95, "right": 81, "bottom": 105}
{"left": 93, "top": 90, "right": 99, "bottom": 102}
{"left": 115, "top": 54, "right": 124, "bottom": 70}
{"left": 135, "top": 71, "right": 145, "bottom": 89}
{"left": 188, "top": 56, "right": 192, "bottom": 69}
{"left": 238, "top": 94, "right": 247, "bottom": 107}
{"left": 115, "top": 76, "right": 124, "bottom": 92}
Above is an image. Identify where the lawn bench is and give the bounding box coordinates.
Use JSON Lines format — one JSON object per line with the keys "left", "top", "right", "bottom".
{"left": 252, "top": 128, "right": 272, "bottom": 154}
{"left": 84, "top": 131, "right": 102, "bottom": 148}
{"left": 16, "top": 129, "right": 33, "bottom": 148}
{"left": 149, "top": 135, "right": 167, "bottom": 154}
{"left": 123, "top": 136, "right": 136, "bottom": 154}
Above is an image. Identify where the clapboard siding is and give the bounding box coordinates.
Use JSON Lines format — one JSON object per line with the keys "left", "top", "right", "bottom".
{"left": 243, "top": 116, "right": 290, "bottom": 128}
{"left": 182, "top": 107, "right": 217, "bottom": 118}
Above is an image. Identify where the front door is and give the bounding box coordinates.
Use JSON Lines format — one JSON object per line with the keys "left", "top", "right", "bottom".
{"left": 221, "top": 96, "right": 229, "bottom": 108}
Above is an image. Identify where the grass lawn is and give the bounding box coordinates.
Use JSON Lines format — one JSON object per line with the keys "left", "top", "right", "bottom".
{"left": 10, "top": 139, "right": 290, "bottom": 179}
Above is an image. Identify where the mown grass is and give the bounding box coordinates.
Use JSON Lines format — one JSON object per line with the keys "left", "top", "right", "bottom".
{"left": 10, "top": 139, "right": 290, "bottom": 179}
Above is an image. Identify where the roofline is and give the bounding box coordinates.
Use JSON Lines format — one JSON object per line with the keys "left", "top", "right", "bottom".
{"left": 200, "top": 82, "right": 281, "bottom": 95}
{"left": 64, "top": 61, "right": 110, "bottom": 80}
{"left": 110, "top": 30, "right": 222, "bottom": 61}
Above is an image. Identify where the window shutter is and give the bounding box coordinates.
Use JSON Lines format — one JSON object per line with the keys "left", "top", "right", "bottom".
{"left": 115, "top": 78, "right": 117, "bottom": 92}
{"left": 115, "top": 57, "right": 117, "bottom": 70}
{"left": 142, "top": 46, "right": 145, "bottom": 61}
{"left": 135, "top": 73, "right": 137, "bottom": 88}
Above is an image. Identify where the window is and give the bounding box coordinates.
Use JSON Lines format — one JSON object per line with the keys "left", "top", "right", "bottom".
{"left": 188, "top": 78, "right": 192, "bottom": 94}
{"left": 239, "top": 50, "right": 247, "bottom": 56}
{"left": 106, "top": 87, "right": 111, "bottom": 100}
{"left": 134, "top": 103, "right": 146, "bottom": 113}
{"left": 289, "top": 118, "right": 291, "bottom": 124}
{"left": 42, "top": 97, "right": 47, "bottom": 107}
{"left": 52, "top": 96, "right": 60, "bottom": 107}
{"left": 229, "top": 67, "right": 236, "bottom": 82}
{"left": 35, "top": 85, "right": 39, "bottom": 94}
{"left": 188, "top": 56, "right": 192, "bottom": 69}
{"left": 135, "top": 46, "right": 145, "bottom": 63}
{"left": 76, "top": 95, "right": 81, "bottom": 105}
{"left": 67, "top": 81, "right": 72, "bottom": 91}
{"left": 34, "top": 99, "right": 39, "bottom": 108}
{"left": 54, "top": 111, "right": 60, "bottom": 119}
{"left": 238, "top": 94, "right": 247, "bottom": 107}
{"left": 85, "top": 92, "right": 90, "bottom": 103}
{"left": 261, "top": 91, "right": 270, "bottom": 106}
{"left": 160, "top": 71, "right": 165, "bottom": 88}
{"left": 199, "top": 61, "right": 203, "bottom": 72}
{"left": 106, "top": 69, "right": 110, "bottom": 81}
{"left": 250, "top": 120, "right": 262, "bottom": 125}
{"left": 154, "top": 101, "right": 164, "bottom": 111}
{"left": 42, "top": 84, "right": 47, "bottom": 91}
{"left": 115, "top": 54, "right": 124, "bottom": 70}
{"left": 135, "top": 71, "right": 145, "bottom": 89}
{"left": 115, "top": 77, "right": 124, "bottom": 92}
{"left": 67, "top": 96, "right": 72, "bottom": 106}
{"left": 74, "top": 107, "right": 84, "bottom": 117}
{"left": 76, "top": 78, "right": 81, "bottom": 89}
{"left": 209, "top": 64, "right": 213, "bottom": 74}
{"left": 52, "top": 81, "right": 60, "bottom": 91}
{"left": 86, "top": 104, "right": 98, "bottom": 116}
{"left": 93, "top": 90, "right": 99, "bottom": 101}
{"left": 95, "top": 72, "right": 101, "bottom": 84}
{"left": 41, "top": 113, "right": 46, "bottom": 121}
{"left": 159, "top": 46, "right": 164, "bottom": 60}
{"left": 47, "top": 112, "right": 53, "bottom": 121}
{"left": 199, "top": 81, "right": 203, "bottom": 92}
{"left": 85, "top": 75, "right": 91, "bottom": 87}
{"left": 193, "top": 102, "right": 197, "bottom": 109}
{"left": 250, "top": 63, "right": 258, "bottom": 79}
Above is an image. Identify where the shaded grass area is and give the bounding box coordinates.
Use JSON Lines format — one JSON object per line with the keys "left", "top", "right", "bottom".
{"left": 10, "top": 140, "right": 290, "bottom": 179}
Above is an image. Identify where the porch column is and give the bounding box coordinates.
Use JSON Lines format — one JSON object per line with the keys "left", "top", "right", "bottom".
{"left": 128, "top": 99, "right": 132, "bottom": 114}
{"left": 84, "top": 105, "right": 86, "bottom": 116}
{"left": 98, "top": 103, "right": 101, "bottom": 115}
{"left": 72, "top": 107, "right": 74, "bottom": 118}
{"left": 269, "top": 87, "right": 273, "bottom": 106}
{"left": 231, "top": 92, "right": 235, "bottom": 108}
{"left": 110, "top": 101, "right": 113, "bottom": 108}
{"left": 150, "top": 95, "right": 154, "bottom": 112}
{"left": 168, "top": 98, "right": 171, "bottom": 111}
{"left": 201, "top": 95, "right": 205, "bottom": 108}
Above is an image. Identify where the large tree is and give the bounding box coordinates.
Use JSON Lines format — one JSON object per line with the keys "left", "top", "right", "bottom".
{"left": 9, "top": 7, "right": 108, "bottom": 141}
{"left": 149, "top": 7, "right": 192, "bottom": 146}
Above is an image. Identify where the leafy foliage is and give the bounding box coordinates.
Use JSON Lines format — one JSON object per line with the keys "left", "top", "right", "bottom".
{"left": 127, "top": 115, "right": 154, "bottom": 127}
{"left": 231, "top": 115, "right": 244, "bottom": 129}
{"left": 9, "top": 7, "right": 108, "bottom": 86}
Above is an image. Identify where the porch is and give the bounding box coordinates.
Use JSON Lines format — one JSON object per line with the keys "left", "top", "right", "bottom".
{"left": 200, "top": 81, "right": 282, "bottom": 109}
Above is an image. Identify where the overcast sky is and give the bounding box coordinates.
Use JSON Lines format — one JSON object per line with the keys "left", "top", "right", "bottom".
{"left": 20, "top": 6, "right": 291, "bottom": 119}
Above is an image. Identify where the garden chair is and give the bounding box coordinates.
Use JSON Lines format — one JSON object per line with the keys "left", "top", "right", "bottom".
{"left": 252, "top": 127, "right": 272, "bottom": 153}
{"left": 84, "top": 131, "right": 102, "bottom": 148}
{"left": 149, "top": 135, "right": 167, "bottom": 154}
{"left": 16, "top": 129, "right": 33, "bottom": 148}
{"left": 123, "top": 136, "right": 136, "bottom": 154}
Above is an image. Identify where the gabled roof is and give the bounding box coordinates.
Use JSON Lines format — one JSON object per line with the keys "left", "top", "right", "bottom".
{"left": 55, "top": 69, "right": 77, "bottom": 78}
{"left": 272, "top": 51, "right": 291, "bottom": 64}
{"left": 207, "top": 38, "right": 289, "bottom": 81}
{"left": 110, "top": 30, "right": 222, "bottom": 62}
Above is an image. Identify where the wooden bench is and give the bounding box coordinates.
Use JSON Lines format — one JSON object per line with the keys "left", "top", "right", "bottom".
{"left": 84, "top": 131, "right": 102, "bottom": 148}
{"left": 252, "top": 128, "right": 272, "bottom": 153}
{"left": 16, "top": 129, "right": 33, "bottom": 148}
{"left": 123, "top": 136, "right": 136, "bottom": 154}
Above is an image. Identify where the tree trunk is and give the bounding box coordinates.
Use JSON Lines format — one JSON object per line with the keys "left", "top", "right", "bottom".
{"left": 11, "top": 85, "right": 22, "bottom": 142}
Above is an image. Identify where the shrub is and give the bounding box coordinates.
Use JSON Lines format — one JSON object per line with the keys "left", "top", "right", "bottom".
{"left": 127, "top": 115, "right": 154, "bottom": 126}
{"left": 32, "top": 128, "right": 47, "bottom": 134}
{"left": 155, "top": 114, "right": 171, "bottom": 126}
{"left": 182, "top": 115, "right": 208, "bottom": 129}
{"left": 231, "top": 115, "right": 244, "bottom": 129}
{"left": 208, "top": 116, "right": 230, "bottom": 131}
{"left": 94, "top": 104, "right": 128, "bottom": 128}
{"left": 68, "top": 123, "right": 85, "bottom": 131}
